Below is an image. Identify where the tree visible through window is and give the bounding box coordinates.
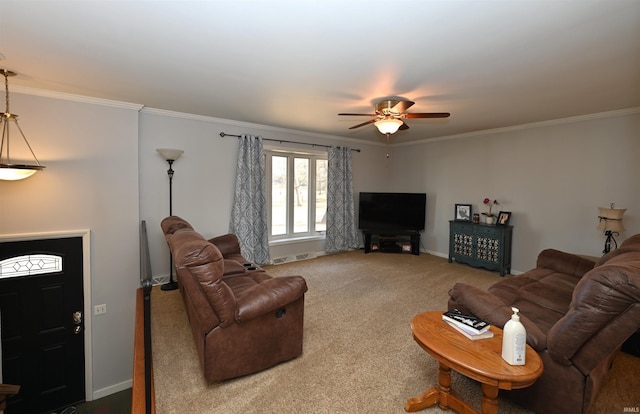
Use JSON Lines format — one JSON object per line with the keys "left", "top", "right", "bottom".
{"left": 266, "top": 150, "right": 327, "bottom": 240}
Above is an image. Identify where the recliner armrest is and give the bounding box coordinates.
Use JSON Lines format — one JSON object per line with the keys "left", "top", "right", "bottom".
{"left": 235, "top": 276, "right": 308, "bottom": 322}
{"left": 448, "top": 282, "right": 548, "bottom": 351}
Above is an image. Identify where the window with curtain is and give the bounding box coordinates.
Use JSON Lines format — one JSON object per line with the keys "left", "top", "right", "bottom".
{"left": 264, "top": 149, "right": 328, "bottom": 241}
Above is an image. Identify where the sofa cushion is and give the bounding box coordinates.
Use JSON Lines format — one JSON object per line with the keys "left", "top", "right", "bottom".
{"left": 168, "top": 229, "right": 238, "bottom": 326}
{"left": 495, "top": 270, "right": 575, "bottom": 306}
{"left": 223, "top": 270, "right": 273, "bottom": 294}
{"left": 619, "top": 233, "right": 640, "bottom": 250}
{"left": 208, "top": 233, "right": 248, "bottom": 263}
{"left": 169, "top": 229, "right": 224, "bottom": 282}
{"left": 448, "top": 282, "right": 548, "bottom": 350}
{"left": 536, "top": 249, "right": 595, "bottom": 278}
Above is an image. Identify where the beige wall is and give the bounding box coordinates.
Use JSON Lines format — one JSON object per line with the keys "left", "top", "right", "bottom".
{"left": 388, "top": 111, "right": 640, "bottom": 271}
{"left": 138, "top": 109, "right": 389, "bottom": 277}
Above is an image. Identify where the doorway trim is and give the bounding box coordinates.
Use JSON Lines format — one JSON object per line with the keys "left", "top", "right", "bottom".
{"left": 0, "top": 229, "right": 93, "bottom": 401}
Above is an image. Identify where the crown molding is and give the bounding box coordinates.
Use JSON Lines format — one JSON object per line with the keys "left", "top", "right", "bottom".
{"left": 11, "top": 85, "right": 144, "bottom": 111}
{"left": 395, "top": 107, "right": 640, "bottom": 147}
{"left": 140, "top": 107, "right": 368, "bottom": 148}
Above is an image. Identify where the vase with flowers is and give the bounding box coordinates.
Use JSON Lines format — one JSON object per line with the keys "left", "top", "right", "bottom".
{"left": 482, "top": 198, "right": 499, "bottom": 224}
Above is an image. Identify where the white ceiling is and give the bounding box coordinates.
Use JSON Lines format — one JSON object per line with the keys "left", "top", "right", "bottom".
{"left": 1, "top": 0, "right": 639, "bottom": 143}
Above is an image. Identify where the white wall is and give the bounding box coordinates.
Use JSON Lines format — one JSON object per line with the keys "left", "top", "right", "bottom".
{"left": 139, "top": 109, "right": 388, "bottom": 277}
{"left": 388, "top": 110, "right": 640, "bottom": 272}
{"left": 0, "top": 92, "right": 141, "bottom": 398}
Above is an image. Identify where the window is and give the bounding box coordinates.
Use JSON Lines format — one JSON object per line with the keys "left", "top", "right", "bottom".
{"left": 0, "top": 254, "right": 63, "bottom": 279}
{"left": 265, "top": 149, "right": 327, "bottom": 241}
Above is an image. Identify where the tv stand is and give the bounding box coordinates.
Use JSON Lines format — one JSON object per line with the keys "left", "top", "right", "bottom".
{"left": 363, "top": 231, "right": 420, "bottom": 255}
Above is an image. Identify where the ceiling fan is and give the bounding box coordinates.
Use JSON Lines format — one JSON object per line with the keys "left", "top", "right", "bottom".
{"left": 338, "top": 99, "right": 450, "bottom": 135}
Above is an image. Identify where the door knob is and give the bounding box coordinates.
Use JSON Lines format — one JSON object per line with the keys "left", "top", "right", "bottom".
{"left": 72, "top": 311, "right": 82, "bottom": 324}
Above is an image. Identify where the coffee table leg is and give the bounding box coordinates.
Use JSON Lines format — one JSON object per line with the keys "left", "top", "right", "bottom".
{"left": 404, "top": 387, "right": 440, "bottom": 412}
{"left": 481, "top": 383, "right": 499, "bottom": 414}
{"left": 404, "top": 363, "right": 451, "bottom": 412}
{"left": 436, "top": 364, "right": 452, "bottom": 408}
{"left": 406, "top": 362, "right": 482, "bottom": 413}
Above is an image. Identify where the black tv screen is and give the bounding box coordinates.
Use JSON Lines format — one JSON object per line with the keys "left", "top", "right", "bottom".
{"left": 358, "top": 192, "right": 426, "bottom": 232}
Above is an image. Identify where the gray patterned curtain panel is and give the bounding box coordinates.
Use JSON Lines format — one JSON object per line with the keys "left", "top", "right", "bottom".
{"left": 229, "top": 135, "right": 271, "bottom": 264}
{"left": 326, "top": 146, "right": 359, "bottom": 253}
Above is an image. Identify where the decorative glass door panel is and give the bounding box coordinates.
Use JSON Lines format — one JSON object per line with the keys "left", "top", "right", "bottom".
{"left": 453, "top": 233, "right": 474, "bottom": 258}
{"left": 476, "top": 237, "right": 500, "bottom": 263}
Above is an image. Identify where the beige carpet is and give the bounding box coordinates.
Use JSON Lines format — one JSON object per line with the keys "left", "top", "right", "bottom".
{"left": 151, "top": 251, "right": 640, "bottom": 413}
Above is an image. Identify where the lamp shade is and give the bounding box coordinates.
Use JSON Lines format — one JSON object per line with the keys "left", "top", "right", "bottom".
{"left": 597, "top": 207, "right": 626, "bottom": 232}
{"left": 374, "top": 118, "right": 403, "bottom": 135}
{"left": 156, "top": 148, "right": 184, "bottom": 161}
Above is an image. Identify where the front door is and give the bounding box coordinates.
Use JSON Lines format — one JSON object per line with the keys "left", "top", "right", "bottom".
{"left": 0, "top": 237, "right": 85, "bottom": 414}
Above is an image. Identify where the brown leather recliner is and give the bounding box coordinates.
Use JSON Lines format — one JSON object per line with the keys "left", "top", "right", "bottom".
{"left": 161, "top": 216, "right": 308, "bottom": 382}
{"left": 448, "top": 234, "right": 640, "bottom": 414}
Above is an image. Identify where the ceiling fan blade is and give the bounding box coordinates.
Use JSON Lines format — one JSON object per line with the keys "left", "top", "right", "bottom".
{"left": 391, "top": 100, "right": 415, "bottom": 113}
{"left": 348, "top": 119, "right": 377, "bottom": 129}
{"left": 399, "top": 122, "right": 410, "bottom": 130}
{"left": 338, "top": 113, "right": 377, "bottom": 116}
{"left": 404, "top": 112, "right": 451, "bottom": 118}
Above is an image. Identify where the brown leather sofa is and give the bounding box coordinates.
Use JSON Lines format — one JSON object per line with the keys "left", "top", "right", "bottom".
{"left": 161, "top": 216, "right": 308, "bottom": 382}
{"left": 448, "top": 234, "right": 640, "bottom": 414}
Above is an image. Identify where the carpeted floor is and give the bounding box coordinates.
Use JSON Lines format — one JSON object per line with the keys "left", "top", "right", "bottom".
{"left": 151, "top": 251, "right": 640, "bottom": 413}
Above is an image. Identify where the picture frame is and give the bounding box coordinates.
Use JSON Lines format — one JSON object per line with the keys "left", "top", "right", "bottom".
{"left": 454, "top": 204, "right": 472, "bottom": 221}
{"left": 497, "top": 211, "right": 512, "bottom": 225}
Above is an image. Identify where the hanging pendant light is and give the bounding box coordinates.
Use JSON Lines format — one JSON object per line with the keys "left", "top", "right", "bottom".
{"left": 0, "top": 69, "right": 45, "bottom": 181}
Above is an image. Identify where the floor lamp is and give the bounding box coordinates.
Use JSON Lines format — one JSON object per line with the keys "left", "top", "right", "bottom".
{"left": 157, "top": 148, "right": 184, "bottom": 291}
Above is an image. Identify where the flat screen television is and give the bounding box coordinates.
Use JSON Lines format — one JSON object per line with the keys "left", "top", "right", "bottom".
{"left": 358, "top": 192, "right": 426, "bottom": 232}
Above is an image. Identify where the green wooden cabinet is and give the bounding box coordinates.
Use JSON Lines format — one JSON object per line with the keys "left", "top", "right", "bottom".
{"left": 448, "top": 220, "right": 512, "bottom": 276}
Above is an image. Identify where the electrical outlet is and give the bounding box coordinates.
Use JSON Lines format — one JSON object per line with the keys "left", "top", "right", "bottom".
{"left": 94, "top": 304, "right": 107, "bottom": 315}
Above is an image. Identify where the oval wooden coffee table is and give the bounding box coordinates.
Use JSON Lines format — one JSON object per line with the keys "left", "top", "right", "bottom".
{"left": 405, "top": 311, "right": 543, "bottom": 414}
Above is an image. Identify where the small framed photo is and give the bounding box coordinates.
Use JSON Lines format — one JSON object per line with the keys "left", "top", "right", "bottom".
{"left": 497, "top": 211, "right": 512, "bottom": 225}
{"left": 455, "top": 204, "right": 472, "bottom": 221}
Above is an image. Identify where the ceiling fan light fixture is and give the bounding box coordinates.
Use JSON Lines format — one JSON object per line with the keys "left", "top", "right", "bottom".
{"left": 374, "top": 118, "right": 403, "bottom": 135}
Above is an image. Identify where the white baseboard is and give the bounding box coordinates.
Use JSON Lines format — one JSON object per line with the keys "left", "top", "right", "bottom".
{"left": 426, "top": 249, "right": 523, "bottom": 275}
{"left": 90, "top": 379, "right": 132, "bottom": 401}
{"left": 426, "top": 250, "right": 448, "bottom": 259}
{"left": 270, "top": 250, "right": 328, "bottom": 265}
